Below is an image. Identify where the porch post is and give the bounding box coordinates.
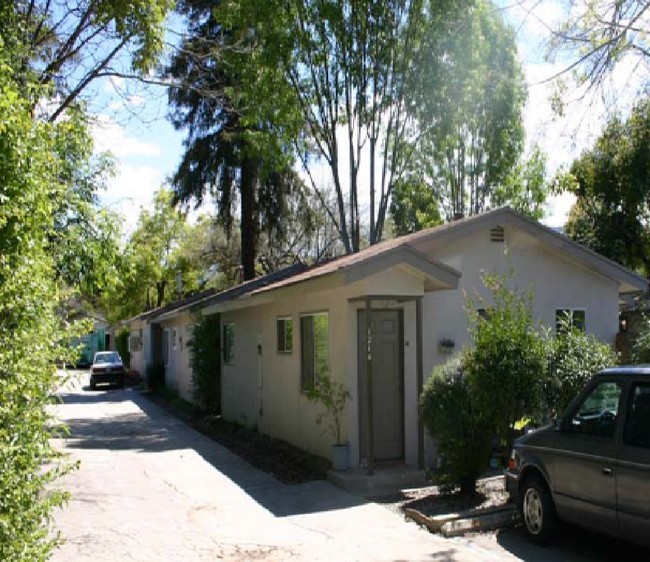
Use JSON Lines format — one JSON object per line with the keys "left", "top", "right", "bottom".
{"left": 416, "top": 297, "right": 424, "bottom": 470}
{"left": 365, "top": 296, "right": 374, "bottom": 475}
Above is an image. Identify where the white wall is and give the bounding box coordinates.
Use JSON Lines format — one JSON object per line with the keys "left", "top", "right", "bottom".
{"left": 221, "top": 266, "right": 426, "bottom": 466}
{"left": 220, "top": 222, "right": 623, "bottom": 470}
{"left": 414, "top": 225, "right": 620, "bottom": 465}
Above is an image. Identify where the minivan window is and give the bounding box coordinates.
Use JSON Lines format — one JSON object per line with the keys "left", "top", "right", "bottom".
{"left": 569, "top": 381, "right": 622, "bottom": 439}
{"left": 624, "top": 383, "right": 650, "bottom": 449}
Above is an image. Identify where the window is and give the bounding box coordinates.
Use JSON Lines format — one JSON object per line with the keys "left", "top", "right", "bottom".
{"left": 569, "top": 381, "right": 622, "bottom": 439}
{"left": 223, "top": 322, "right": 235, "bottom": 364}
{"left": 277, "top": 317, "right": 293, "bottom": 353}
{"left": 624, "top": 384, "right": 650, "bottom": 449}
{"left": 172, "top": 329, "right": 177, "bottom": 349}
{"left": 556, "top": 309, "right": 586, "bottom": 333}
{"left": 300, "top": 312, "right": 329, "bottom": 392}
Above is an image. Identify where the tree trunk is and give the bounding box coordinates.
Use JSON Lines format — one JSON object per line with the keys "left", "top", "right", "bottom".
{"left": 240, "top": 157, "right": 258, "bottom": 281}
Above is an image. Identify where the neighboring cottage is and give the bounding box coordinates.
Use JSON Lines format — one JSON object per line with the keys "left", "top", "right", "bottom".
{"left": 121, "top": 207, "right": 647, "bottom": 473}
{"left": 194, "top": 207, "right": 647, "bottom": 472}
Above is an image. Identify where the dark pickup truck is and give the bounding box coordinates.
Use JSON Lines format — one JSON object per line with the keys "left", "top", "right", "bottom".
{"left": 506, "top": 366, "right": 650, "bottom": 547}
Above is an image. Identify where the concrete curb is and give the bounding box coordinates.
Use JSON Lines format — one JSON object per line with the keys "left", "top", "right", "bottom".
{"left": 405, "top": 503, "right": 519, "bottom": 537}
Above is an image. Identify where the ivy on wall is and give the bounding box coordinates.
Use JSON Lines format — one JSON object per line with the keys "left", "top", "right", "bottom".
{"left": 188, "top": 314, "right": 221, "bottom": 413}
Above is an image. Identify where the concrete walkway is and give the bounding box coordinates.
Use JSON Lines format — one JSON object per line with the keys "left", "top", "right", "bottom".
{"left": 50, "top": 373, "right": 514, "bottom": 561}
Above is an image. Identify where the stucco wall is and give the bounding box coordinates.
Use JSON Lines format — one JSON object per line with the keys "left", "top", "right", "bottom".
{"left": 220, "top": 266, "right": 425, "bottom": 465}
{"left": 415, "top": 224, "right": 620, "bottom": 465}
{"left": 219, "top": 222, "right": 623, "bottom": 470}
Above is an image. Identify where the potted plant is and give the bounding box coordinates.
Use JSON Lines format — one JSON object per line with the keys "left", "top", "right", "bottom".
{"left": 307, "top": 373, "right": 351, "bottom": 470}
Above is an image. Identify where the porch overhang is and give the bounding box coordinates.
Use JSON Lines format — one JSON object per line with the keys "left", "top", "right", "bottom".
{"left": 343, "top": 244, "right": 460, "bottom": 292}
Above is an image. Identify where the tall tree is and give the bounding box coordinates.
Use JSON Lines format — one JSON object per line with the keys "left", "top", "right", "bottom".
{"left": 166, "top": 0, "right": 304, "bottom": 280}
{"left": 562, "top": 98, "right": 650, "bottom": 276}
{"left": 3, "top": 0, "right": 173, "bottom": 121}
{"left": 0, "top": 42, "right": 102, "bottom": 561}
{"left": 103, "top": 188, "right": 191, "bottom": 322}
{"left": 408, "top": 0, "right": 527, "bottom": 221}
{"left": 216, "top": 0, "right": 469, "bottom": 252}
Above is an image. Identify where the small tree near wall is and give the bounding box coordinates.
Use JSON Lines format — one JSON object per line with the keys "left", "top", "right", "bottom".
{"left": 464, "top": 272, "right": 547, "bottom": 451}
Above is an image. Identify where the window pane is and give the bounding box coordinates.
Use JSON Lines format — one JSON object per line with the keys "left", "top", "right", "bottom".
{"left": 624, "top": 384, "right": 650, "bottom": 449}
{"left": 277, "top": 318, "right": 293, "bottom": 353}
{"left": 313, "top": 314, "right": 329, "bottom": 380}
{"left": 570, "top": 381, "right": 621, "bottom": 438}
{"left": 300, "top": 316, "right": 314, "bottom": 390}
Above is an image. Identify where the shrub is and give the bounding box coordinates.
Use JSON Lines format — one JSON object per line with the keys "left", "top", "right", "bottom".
{"left": 307, "top": 373, "right": 350, "bottom": 445}
{"left": 632, "top": 314, "right": 650, "bottom": 364}
{"left": 464, "top": 272, "right": 547, "bottom": 448}
{"left": 420, "top": 358, "right": 491, "bottom": 495}
{"left": 546, "top": 314, "right": 618, "bottom": 416}
{"left": 188, "top": 314, "right": 221, "bottom": 413}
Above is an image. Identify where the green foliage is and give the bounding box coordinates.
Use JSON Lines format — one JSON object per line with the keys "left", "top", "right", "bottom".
{"left": 419, "top": 358, "right": 491, "bottom": 495}
{"left": 409, "top": 0, "right": 528, "bottom": 220}
{"left": 562, "top": 98, "right": 650, "bottom": 276}
{"left": 632, "top": 315, "right": 650, "bottom": 364}
{"left": 389, "top": 178, "right": 443, "bottom": 236}
{"left": 188, "top": 315, "right": 222, "bottom": 413}
{"left": 546, "top": 315, "right": 618, "bottom": 416}
{"left": 307, "top": 374, "right": 351, "bottom": 445}
{"left": 464, "top": 273, "right": 547, "bottom": 443}
{"left": 115, "top": 328, "right": 131, "bottom": 369}
{"left": 0, "top": 55, "right": 80, "bottom": 561}
{"left": 216, "top": 0, "right": 470, "bottom": 250}
{"left": 103, "top": 188, "right": 191, "bottom": 322}
{"left": 492, "top": 146, "right": 549, "bottom": 220}
{"left": 8, "top": 0, "right": 174, "bottom": 120}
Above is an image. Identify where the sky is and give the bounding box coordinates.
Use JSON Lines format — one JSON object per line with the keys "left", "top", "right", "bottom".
{"left": 89, "top": 1, "right": 642, "bottom": 236}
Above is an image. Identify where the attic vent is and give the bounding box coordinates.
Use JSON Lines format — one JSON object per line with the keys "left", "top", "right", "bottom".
{"left": 490, "top": 225, "right": 505, "bottom": 242}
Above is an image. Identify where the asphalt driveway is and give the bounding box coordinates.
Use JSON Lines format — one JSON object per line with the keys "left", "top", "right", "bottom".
{"left": 49, "top": 372, "right": 647, "bottom": 561}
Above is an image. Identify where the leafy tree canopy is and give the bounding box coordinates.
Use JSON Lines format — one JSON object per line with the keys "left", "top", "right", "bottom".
{"left": 561, "top": 97, "right": 650, "bottom": 276}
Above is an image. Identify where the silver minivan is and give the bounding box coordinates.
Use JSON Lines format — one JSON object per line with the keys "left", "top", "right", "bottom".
{"left": 506, "top": 367, "right": 650, "bottom": 547}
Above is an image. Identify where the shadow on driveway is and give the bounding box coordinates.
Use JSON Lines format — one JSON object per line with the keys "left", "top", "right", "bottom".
{"left": 55, "top": 388, "right": 367, "bottom": 518}
{"left": 495, "top": 523, "right": 648, "bottom": 561}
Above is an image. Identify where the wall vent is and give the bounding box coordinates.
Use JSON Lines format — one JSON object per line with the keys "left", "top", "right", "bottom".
{"left": 490, "top": 225, "right": 505, "bottom": 242}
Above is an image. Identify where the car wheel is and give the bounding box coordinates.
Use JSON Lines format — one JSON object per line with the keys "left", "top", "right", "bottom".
{"left": 520, "top": 474, "right": 557, "bottom": 545}
{"left": 118, "top": 375, "right": 125, "bottom": 389}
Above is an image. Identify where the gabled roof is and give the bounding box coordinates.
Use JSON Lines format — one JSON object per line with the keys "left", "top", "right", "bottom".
{"left": 122, "top": 287, "right": 218, "bottom": 325}
{"left": 231, "top": 206, "right": 647, "bottom": 302}
{"left": 123, "top": 207, "right": 648, "bottom": 322}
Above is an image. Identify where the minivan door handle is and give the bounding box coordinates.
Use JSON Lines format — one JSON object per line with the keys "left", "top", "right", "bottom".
{"left": 602, "top": 467, "right": 613, "bottom": 476}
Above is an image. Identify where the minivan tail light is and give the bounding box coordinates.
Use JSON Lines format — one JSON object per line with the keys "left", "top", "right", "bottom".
{"left": 508, "top": 450, "right": 518, "bottom": 471}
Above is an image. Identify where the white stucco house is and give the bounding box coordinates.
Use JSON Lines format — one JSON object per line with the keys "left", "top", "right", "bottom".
{"left": 196, "top": 207, "right": 647, "bottom": 472}
{"left": 123, "top": 288, "right": 218, "bottom": 401}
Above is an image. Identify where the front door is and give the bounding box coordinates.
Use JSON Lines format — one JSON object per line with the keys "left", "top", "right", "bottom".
{"left": 358, "top": 309, "right": 404, "bottom": 463}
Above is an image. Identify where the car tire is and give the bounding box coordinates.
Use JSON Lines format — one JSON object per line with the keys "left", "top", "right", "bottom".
{"left": 520, "top": 474, "right": 557, "bottom": 545}
{"left": 118, "top": 375, "right": 125, "bottom": 389}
